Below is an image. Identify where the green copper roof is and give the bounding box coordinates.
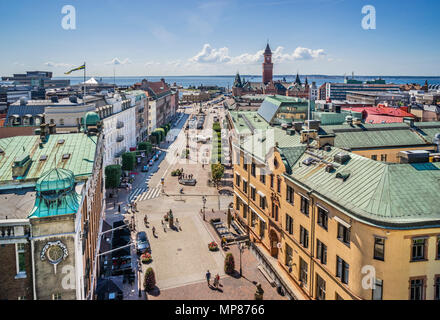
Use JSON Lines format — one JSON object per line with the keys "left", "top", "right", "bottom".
{"left": 29, "top": 168, "right": 80, "bottom": 218}
{"left": 0, "top": 133, "right": 98, "bottom": 186}
{"left": 29, "top": 191, "right": 81, "bottom": 218}
{"left": 285, "top": 147, "right": 440, "bottom": 229}
{"left": 84, "top": 111, "right": 100, "bottom": 126}
{"left": 36, "top": 168, "right": 75, "bottom": 193}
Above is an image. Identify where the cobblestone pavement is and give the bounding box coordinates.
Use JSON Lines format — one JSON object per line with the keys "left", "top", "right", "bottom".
{"left": 147, "top": 210, "right": 287, "bottom": 301}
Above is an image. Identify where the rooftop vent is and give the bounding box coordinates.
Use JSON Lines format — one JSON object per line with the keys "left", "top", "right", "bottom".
{"left": 69, "top": 96, "right": 78, "bottom": 104}
{"left": 40, "top": 155, "right": 47, "bottom": 161}
{"left": 0, "top": 149, "right": 4, "bottom": 155}
{"left": 62, "top": 153, "right": 71, "bottom": 160}
{"left": 334, "top": 152, "right": 351, "bottom": 165}
{"left": 57, "top": 139, "right": 65, "bottom": 145}
{"left": 302, "top": 157, "right": 316, "bottom": 166}
{"left": 325, "top": 164, "right": 335, "bottom": 173}
{"left": 336, "top": 171, "right": 351, "bottom": 181}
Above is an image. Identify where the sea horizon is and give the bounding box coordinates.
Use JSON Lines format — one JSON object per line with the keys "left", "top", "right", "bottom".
{"left": 54, "top": 74, "right": 440, "bottom": 89}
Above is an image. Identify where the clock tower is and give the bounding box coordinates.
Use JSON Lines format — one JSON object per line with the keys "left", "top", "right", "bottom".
{"left": 262, "top": 43, "right": 273, "bottom": 84}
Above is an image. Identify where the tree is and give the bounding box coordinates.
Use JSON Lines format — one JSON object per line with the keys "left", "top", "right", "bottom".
{"left": 122, "top": 152, "right": 136, "bottom": 171}
{"left": 105, "top": 165, "right": 122, "bottom": 194}
{"left": 211, "top": 163, "right": 224, "bottom": 188}
{"left": 224, "top": 253, "right": 235, "bottom": 275}
{"left": 212, "top": 122, "right": 221, "bottom": 133}
{"left": 144, "top": 267, "right": 156, "bottom": 291}
{"left": 138, "top": 141, "right": 152, "bottom": 155}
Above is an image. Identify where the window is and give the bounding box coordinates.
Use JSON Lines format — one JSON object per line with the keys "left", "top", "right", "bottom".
{"left": 242, "top": 179, "right": 248, "bottom": 194}
{"left": 259, "top": 220, "right": 266, "bottom": 238}
{"left": 52, "top": 293, "right": 62, "bottom": 300}
{"left": 374, "top": 237, "right": 385, "bottom": 261}
{"left": 259, "top": 195, "right": 266, "bottom": 210}
{"left": 277, "top": 176, "right": 281, "bottom": 193}
{"left": 371, "top": 155, "right": 377, "bottom": 161}
{"left": 286, "top": 185, "right": 294, "bottom": 205}
{"left": 337, "top": 223, "right": 350, "bottom": 246}
{"left": 242, "top": 205, "right": 248, "bottom": 219}
{"left": 316, "top": 240, "right": 327, "bottom": 265}
{"left": 300, "top": 226, "right": 309, "bottom": 249}
{"left": 251, "top": 187, "right": 256, "bottom": 201}
{"left": 372, "top": 279, "right": 383, "bottom": 300}
{"left": 299, "top": 258, "right": 308, "bottom": 287}
{"left": 435, "top": 276, "right": 440, "bottom": 300}
{"left": 411, "top": 238, "right": 427, "bottom": 261}
{"left": 59, "top": 118, "right": 64, "bottom": 126}
{"left": 251, "top": 211, "right": 257, "bottom": 228}
{"left": 316, "top": 274, "right": 326, "bottom": 300}
{"left": 437, "top": 237, "right": 440, "bottom": 260}
{"left": 300, "top": 196, "right": 309, "bottom": 216}
{"left": 259, "top": 171, "right": 266, "bottom": 184}
{"left": 272, "top": 204, "right": 279, "bottom": 221}
{"left": 285, "top": 244, "right": 293, "bottom": 267}
{"left": 235, "top": 174, "right": 241, "bottom": 187}
{"left": 235, "top": 196, "right": 240, "bottom": 211}
{"left": 410, "top": 278, "right": 425, "bottom": 300}
{"left": 317, "top": 207, "right": 328, "bottom": 230}
{"left": 381, "top": 154, "right": 387, "bottom": 162}
{"left": 270, "top": 174, "right": 274, "bottom": 188}
{"left": 336, "top": 256, "right": 349, "bottom": 285}
{"left": 251, "top": 163, "right": 256, "bottom": 177}
{"left": 285, "top": 214, "right": 294, "bottom": 235}
{"left": 16, "top": 243, "right": 26, "bottom": 277}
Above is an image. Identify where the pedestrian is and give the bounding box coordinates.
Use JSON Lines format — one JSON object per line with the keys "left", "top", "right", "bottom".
{"left": 118, "top": 205, "right": 121, "bottom": 213}
{"left": 206, "top": 270, "right": 211, "bottom": 287}
{"left": 214, "top": 274, "right": 220, "bottom": 289}
{"left": 152, "top": 226, "right": 156, "bottom": 237}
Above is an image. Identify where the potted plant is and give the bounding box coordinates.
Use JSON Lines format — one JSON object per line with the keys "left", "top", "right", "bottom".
{"left": 224, "top": 253, "right": 235, "bottom": 274}
{"left": 141, "top": 253, "right": 152, "bottom": 264}
{"left": 208, "top": 241, "right": 219, "bottom": 251}
{"left": 144, "top": 267, "right": 156, "bottom": 292}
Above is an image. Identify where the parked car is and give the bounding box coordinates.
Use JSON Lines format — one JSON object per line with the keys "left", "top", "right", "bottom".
{"left": 136, "top": 231, "right": 151, "bottom": 254}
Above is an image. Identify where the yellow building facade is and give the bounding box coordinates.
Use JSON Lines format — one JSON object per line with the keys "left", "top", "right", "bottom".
{"left": 233, "top": 147, "right": 440, "bottom": 300}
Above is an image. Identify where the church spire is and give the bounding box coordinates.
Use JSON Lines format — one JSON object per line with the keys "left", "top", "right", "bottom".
{"left": 295, "top": 72, "right": 302, "bottom": 85}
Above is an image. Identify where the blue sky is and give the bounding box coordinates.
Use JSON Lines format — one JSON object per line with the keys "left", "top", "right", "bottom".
{"left": 0, "top": 0, "right": 439, "bottom": 76}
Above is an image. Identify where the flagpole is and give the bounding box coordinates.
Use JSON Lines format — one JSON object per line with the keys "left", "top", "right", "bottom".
{"left": 83, "top": 62, "right": 86, "bottom": 106}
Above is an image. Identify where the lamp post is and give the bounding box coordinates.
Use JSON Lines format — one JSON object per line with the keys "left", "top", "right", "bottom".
{"left": 239, "top": 242, "right": 245, "bottom": 277}
{"left": 202, "top": 195, "right": 207, "bottom": 221}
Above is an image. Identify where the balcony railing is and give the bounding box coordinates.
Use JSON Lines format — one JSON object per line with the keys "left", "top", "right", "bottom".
{"left": 116, "top": 121, "right": 124, "bottom": 129}
{"left": 116, "top": 135, "right": 124, "bottom": 142}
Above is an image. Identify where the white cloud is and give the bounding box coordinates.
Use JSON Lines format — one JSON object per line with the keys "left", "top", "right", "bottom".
{"left": 189, "top": 44, "right": 326, "bottom": 66}
{"left": 44, "top": 61, "right": 71, "bottom": 68}
{"left": 190, "top": 44, "right": 231, "bottom": 64}
{"left": 106, "top": 58, "right": 132, "bottom": 65}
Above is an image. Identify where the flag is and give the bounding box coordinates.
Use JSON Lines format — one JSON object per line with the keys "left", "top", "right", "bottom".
{"left": 65, "top": 64, "right": 85, "bottom": 75}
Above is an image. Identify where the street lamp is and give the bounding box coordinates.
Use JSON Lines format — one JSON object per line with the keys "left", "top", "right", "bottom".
{"left": 202, "top": 195, "right": 207, "bottom": 221}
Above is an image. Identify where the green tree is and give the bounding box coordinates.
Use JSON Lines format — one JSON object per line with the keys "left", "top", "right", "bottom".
{"left": 144, "top": 267, "right": 156, "bottom": 291}
{"left": 212, "top": 122, "right": 221, "bottom": 133}
{"left": 121, "top": 152, "right": 136, "bottom": 171}
{"left": 104, "top": 165, "right": 122, "bottom": 192}
{"left": 211, "top": 163, "right": 224, "bottom": 187}
{"left": 138, "top": 141, "right": 152, "bottom": 154}
{"left": 224, "top": 253, "right": 235, "bottom": 275}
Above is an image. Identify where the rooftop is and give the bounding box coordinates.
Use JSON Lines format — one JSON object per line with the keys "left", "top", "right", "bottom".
{"left": 285, "top": 146, "right": 440, "bottom": 229}
{"left": 0, "top": 133, "right": 98, "bottom": 186}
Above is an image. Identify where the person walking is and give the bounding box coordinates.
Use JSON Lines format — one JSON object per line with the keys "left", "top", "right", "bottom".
{"left": 152, "top": 226, "right": 156, "bottom": 237}
{"left": 206, "top": 270, "right": 211, "bottom": 287}
{"left": 214, "top": 274, "right": 220, "bottom": 289}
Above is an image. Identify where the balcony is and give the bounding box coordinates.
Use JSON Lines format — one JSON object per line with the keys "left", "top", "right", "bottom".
{"left": 116, "top": 121, "right": 124, "bottom": 129}
{"left": 116, "top": 135, "right": 124, "bottom": 143}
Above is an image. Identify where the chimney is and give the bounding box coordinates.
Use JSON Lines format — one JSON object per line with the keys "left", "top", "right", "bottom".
{"left": 49, "top": 123, "right": 57, "bottom": 134}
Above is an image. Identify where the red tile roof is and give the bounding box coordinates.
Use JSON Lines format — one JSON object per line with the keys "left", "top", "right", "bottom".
{"left": 342, "top": 106, "right": 415, "bottom": 124}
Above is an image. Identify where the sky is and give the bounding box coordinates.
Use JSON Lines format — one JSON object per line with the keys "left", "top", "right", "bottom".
{"left": 0, "top": 0, "right": 439, "bottom": 77}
